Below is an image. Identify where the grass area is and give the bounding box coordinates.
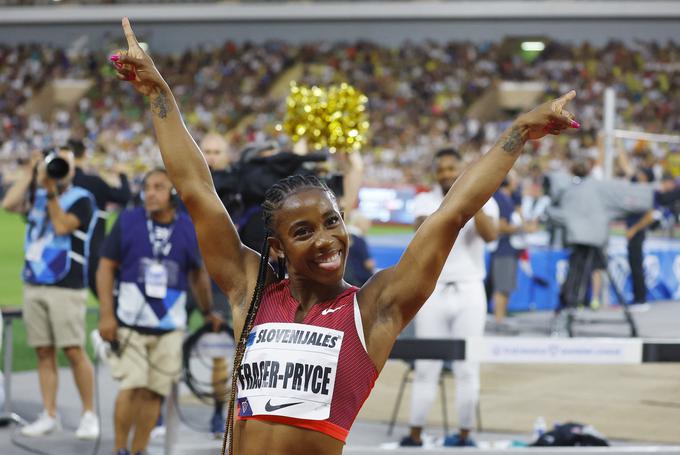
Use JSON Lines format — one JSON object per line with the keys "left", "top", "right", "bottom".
{"left": 0, "top": 211, "right": 26, "bottom": 308}
{"left": 367, "top": 224, "right": 412, "bottom": 236}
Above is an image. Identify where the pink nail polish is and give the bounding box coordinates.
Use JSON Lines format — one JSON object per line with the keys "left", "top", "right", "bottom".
{"left": 570, "top": 120, "right": 581, "bottom": 129}
{"left": 109, "top": 54, "right": 120, "bottom": 62}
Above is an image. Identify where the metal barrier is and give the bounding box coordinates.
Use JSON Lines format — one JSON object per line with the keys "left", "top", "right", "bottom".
{"left": 0, "top": 308, "right": 24, "bottom": 426}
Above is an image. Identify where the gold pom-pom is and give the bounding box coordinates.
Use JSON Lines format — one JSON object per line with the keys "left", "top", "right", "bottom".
{"left": 282, "top": 81, "right": 369, "bottom": 153}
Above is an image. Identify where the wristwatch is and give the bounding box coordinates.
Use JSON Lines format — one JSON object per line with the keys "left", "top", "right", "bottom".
{"left": 46, "top": 191, "right": 57, "bottom": 200}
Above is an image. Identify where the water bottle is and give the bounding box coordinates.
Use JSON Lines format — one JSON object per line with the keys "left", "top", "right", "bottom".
{"left": 533, "top": 416, "right": 547, "bottom": 440}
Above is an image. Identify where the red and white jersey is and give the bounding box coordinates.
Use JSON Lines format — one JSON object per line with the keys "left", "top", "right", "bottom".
{"left": 237, "top": 280, "right": 378, "bottom": 442}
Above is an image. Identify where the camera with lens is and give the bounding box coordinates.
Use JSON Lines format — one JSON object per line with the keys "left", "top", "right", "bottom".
{"left": 41, "top": 148, "right": 70, "bottom": 180}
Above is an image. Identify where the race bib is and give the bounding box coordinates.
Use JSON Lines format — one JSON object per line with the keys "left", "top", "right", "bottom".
{"left": 237, "top": 322, "right": 344, "bottom": 421}
{"left": 144, "top": 261, "right": 168, "bottom": 299}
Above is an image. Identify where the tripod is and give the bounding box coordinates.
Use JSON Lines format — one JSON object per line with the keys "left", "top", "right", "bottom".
{"left": 553, "top": 245, "right": 638, "bottom": 338}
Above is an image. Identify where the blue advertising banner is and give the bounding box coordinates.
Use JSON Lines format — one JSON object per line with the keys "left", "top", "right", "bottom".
{"left": 370, "top": 241, "right": 680, "bottom": 312}
{"left": 506, "top": 248, "right": 680, "bottom": 311}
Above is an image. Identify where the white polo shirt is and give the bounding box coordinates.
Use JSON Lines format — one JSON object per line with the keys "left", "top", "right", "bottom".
{"left": 412, "top": 187, "right": 499, "bottom": 283}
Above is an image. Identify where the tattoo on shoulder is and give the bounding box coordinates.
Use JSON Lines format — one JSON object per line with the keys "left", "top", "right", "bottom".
{"left": 502, "top": 127, "right": 523, "bottom": 154}
{"left": 151, "top": 91, "right": 169, "bottom": 119}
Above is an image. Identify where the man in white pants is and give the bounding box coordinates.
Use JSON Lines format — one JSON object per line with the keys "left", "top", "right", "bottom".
{"left": 401, "top": 148, "right": 498, "bottom": 448}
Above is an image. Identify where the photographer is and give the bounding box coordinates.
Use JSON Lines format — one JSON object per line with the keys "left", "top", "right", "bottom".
{"left": 69, "top": 139, "right": 132, "bottom": 297}
{"left": 1, "top": 149, "right": 99, "bottom": 439}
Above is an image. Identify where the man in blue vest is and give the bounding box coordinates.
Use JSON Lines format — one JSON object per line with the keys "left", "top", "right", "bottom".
{"left": 97, "top": 168, "right": 219, "bottom": 455}
{"left": 2, "top": 149, "right": 99, "bottom": 439}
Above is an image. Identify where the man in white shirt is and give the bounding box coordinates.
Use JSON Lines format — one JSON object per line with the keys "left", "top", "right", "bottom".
{"left": 401, "top": 148, "right": 499, "bottom": 448}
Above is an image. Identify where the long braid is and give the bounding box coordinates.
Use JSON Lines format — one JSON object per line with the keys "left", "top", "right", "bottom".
{"left": 221, "top": 174, "right": 335, "bottom": 455}
{"left": 222, "top": 239, "right": 270, "bottom": 455}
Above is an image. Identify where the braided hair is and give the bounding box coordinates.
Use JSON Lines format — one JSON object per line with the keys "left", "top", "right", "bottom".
{"left": 221, "top": 174, "right": 335, "bottom": 455}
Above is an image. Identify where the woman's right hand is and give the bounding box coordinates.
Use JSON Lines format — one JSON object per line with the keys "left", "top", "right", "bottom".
{"left": 518, "top": 90, "right": 578, "bottom": 141}
{"left": 112, "top": 17, "right": 167, "bottom": 96}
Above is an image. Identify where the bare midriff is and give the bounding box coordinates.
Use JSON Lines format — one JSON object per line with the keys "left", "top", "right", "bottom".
{"left": 233, "top": 419, "right": 344, "bottom": 454}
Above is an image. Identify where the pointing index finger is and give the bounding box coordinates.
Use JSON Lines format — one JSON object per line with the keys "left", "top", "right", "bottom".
{"left": 122, "top": 17, "right": 140, "bottom": 49}
{"left": 556, "top": 90, "right": 576, "bottom": 108}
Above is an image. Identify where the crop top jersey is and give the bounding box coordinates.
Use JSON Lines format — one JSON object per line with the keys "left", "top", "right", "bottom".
{"left": 236, "top": 279, "right": 378, "bottom": 442}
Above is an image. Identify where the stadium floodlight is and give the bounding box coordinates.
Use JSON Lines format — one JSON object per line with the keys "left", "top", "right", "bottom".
{"left": 521, "top": 41, "right": 545, "bottom": 52}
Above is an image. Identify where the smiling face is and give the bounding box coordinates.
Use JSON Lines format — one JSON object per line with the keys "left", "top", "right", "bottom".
{"left": 268, "top": 188, "right": 349, "bottom": 285}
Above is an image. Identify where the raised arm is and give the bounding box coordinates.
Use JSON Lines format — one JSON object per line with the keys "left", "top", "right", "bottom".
{"left": 338, "top": 151, "right": 364, "bottom": 212}
{"left": 2, "top": 155, "right": 39, "bottom": 214}
{"left": 113, "top": 18, "right": 262, "bottom": 303}
{"left": 360, "top": 91, "right": 578, "bottom": 358}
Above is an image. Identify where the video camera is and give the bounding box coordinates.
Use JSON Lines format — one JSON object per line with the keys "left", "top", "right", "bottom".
{"left": 237, "top": 150, "right": 344, "bottom": 206}
{"left": 216, "top": 145, "right": 344, "bottom": 251}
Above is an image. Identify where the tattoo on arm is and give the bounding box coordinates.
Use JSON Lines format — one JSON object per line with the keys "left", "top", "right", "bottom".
{"left": 501, "top": 127, "right": 524, "bottom": 155}
{"left": 151, "top": 90, "right": 169, "bottom": 119}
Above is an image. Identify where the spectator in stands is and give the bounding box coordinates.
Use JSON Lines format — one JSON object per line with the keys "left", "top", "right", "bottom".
{"left": 1, "top": 150, "right": 99, "bottom": 439}
{"left": 3, "top": 39, "right": 679, "bottom": 189}
{"left": 69, "top": 138, "right": 132, "bottom": 296}
{"left": 490, "top": 174, "right": 536, "bottom": 327}
{"left": 401, "top": 148, "right": 498, "bottom": 448}
{"left": 96, "top": 169, "right": 220, "bottom": 455}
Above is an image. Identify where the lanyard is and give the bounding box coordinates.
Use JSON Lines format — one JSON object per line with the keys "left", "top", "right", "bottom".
{"left": 146, "top": 215, "right": 176, "bottom": 260}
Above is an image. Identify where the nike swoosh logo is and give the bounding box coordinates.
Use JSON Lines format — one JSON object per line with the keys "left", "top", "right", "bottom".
{"left": 265, "top": 400, "right": 303, "bottom": 412}
{"left": 321, "top": 305, "right": 345, "bottom": 316}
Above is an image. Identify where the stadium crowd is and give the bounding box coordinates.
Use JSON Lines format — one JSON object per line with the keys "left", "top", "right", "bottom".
{"left": 1, "top": 31, "right": 679, "bottom": 452}
{"left": 2, "top": 38, "right": 680, "bottom": 191}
